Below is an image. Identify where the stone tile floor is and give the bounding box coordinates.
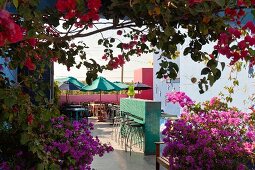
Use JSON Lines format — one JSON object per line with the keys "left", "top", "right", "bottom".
{"left": 90, "top": 117, "right": 159, "bottom": 170}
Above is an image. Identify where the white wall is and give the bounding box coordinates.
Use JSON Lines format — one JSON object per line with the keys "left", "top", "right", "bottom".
{"left": 153, "top": 38, "right": 255, "bottom": 115}
{"left": 153, "top": 49, "right": 181, "bottom": 115}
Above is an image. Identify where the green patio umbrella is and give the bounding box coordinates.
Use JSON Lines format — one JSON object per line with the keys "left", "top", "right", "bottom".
{"left": 113, "top": 81, "right": 129, "bottom": 90}
{"left": 81, "top": 77, "right": 124, "bottom": 121}
{"left": 56, "top": 76, "right": 85, "bottom": 88}
{"left": 81, "top": 76, "right": 123, "bottom": 98}
{"left": 113, "top": 81, "right": 129, "bottom": 101}
{"left": 57, "top": 76, "right": 85, "bottom": 103}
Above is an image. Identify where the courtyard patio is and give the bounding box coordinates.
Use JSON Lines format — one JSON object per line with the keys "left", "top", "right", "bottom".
{"left": 90, "top": 117, "right": 157, "bottom": 170}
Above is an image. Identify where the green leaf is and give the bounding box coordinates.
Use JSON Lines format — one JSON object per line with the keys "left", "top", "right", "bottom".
{"left": 164, "top": 26, "right": 174, "bottom": 36}
{"left": 37, "top": 163, "right": 45, "bottom": 170}
{"left": 233, "top": 80, "right": 239, "bottom": 86}
{"left": 207, "top": 59, "right": 218, "bottom": 68}
{"left": 201, "top": 67, "right": 210, "bottom": 75}
{"left": 20, "top": 133, "right": 29, "bottom": 145}
{"left": 49, "top": 163, "right": 60, "bottom": 170}
{"left": 183, "top": 47, "right": 190, "bottom": 56}
{"left": 110, "top": 38, "right": 115, "bottom": 43}
{"left": 13, "top": 0, "right": 18, "bottom": 8}
{"left": 214, "top": 69, "right": 221, "bottom": 80}
{"left": 98, "top": 39, "right": 103, "bottom": 45}
{"left": 214, "top": 0, "right": 225, "bottom": 7}
{"left": 220, "top": 62, "right": 225, "bottom": 71}
{"left": 252, "top": 9, "right": 255, "bottom": 18}
{"left": 208, "top": 73, "right": 215, "bottom": 86}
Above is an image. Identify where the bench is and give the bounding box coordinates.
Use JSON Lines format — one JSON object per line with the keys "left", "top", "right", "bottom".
{"left": 155, "top": 142, "right": 170, "bottom": 170}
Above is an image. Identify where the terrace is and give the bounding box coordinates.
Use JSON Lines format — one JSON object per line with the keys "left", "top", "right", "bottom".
{"left": 1, "top": 0, "right": 255, "bottom": 169}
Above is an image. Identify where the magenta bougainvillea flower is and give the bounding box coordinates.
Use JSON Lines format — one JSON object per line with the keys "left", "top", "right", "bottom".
{"left": 163, "top": 91, "right": 255, "bottom": 169}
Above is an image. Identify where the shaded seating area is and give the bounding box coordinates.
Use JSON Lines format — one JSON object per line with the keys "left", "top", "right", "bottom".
{"left": 60, "top": 104, "right": 90, "bottom": 121}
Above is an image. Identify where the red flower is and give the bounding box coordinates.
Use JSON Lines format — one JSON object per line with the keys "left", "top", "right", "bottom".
{"left": 50, "top": 57, "right": 58, "bottom": 62}
{"left": 237, "top": 0, "right": 246, "bottom": 6}
{"left": 122, "top": 43, "right": 130, "bottom": 50}
{"left": 102, "top": 54, "right": 107, "bottom": 61}
{"left": 228, "top": 27, "right": 241, "bottom": 38}
{"left": 12, "top": 105, "right": 19, "bottom": 113}
{"left": 27, "top": 114, "right": 34, "bottom": 125}
{"left": 238, "top": 40, "right": 246, "bottom": 50}
{"left": 237, "top": 9, "right": 245, "bottom": 17}
{"left": 140, "top": 35, "right": 147, "bottom": 43}
{"left": 56, "top": 0, "right": 76, "bottom": 12}
{"left": 117, "top": 55, "right": 125, "bottom": 67}
{"left": 27, "top": 38, "right": 37, "bottom": 47}
{"left": 34, "top": 54, "right": 42, "bottom": 60}
{"left": 133, "top": 35, "right": 138, "bottom": 40}
{"left": 188, "top": 0, "right": 204, "bottom": 6}
{"left": 56, "top": 0, "right": 77, "bottom": 19}
{"left": 225, "top": 8, "right": 237, "bottom": 19}
{"left": 117, "top": 30, "right": 122, "bottom": 35}
{"left": 24, "top": 57, "right": 36, "bottom": 71}
{"left": 0, "top": 10, "right": 23, "bottom": 46}
{"left": 245, "top": 35, "right": 255, "bottom": 46}
{"left": 87, "top": 0, "right": 102, "bottom": 12}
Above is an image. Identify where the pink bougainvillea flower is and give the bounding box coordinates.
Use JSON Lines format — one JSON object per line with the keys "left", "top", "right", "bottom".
{"left": 166, "top": 91, "right": 194, "bottom": 107}
{"left": 163, "top": 92, "right": 255, "bottom": 169}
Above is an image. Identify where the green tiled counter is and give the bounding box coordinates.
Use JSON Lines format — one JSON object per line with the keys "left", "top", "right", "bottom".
{"left": 120, "top": 98, "right": 161, "bottom": 155}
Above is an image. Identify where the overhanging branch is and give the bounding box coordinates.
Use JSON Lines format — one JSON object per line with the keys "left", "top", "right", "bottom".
{"left": 46, "top": 21, "right": 137, "bottom": 42}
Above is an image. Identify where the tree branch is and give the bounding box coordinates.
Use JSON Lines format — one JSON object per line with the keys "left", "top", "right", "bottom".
{"left": 46, "top": 21, "right": 136, "bottom": 42}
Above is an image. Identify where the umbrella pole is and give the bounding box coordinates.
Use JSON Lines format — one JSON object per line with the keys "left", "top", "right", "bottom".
{"left": 116, "top": 91, "right": 118, "bottom": 102}
{"left": 98, "top": 91, "right": 104, "bottom": 121}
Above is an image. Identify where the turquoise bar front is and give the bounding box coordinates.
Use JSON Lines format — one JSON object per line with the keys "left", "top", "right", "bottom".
{"left": 120, "top": 98, "right": 161, "bottom": 155}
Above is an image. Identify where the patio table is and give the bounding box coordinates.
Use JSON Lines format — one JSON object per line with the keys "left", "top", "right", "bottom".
{"left": 67, "top": 104, "right": 83, "bottom": 108}
{"left": 65, "top": 107, "right": 89, "bottom": 121}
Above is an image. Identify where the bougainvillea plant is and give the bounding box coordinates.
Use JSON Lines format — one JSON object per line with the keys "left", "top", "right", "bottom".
{"left": 1, "top": 0, "right": 255, "bottom": 169}
{"left": 163, "top": 91, "right": 255, "bottom": 169}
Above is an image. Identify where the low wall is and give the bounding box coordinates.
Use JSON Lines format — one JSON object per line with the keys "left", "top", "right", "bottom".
{"left": 59, "top": 94, "right": 128, "bottom": 105}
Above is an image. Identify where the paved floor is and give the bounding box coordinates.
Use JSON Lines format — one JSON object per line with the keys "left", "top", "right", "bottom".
{"left": 90, "top": 117, "right": 158, "bottom": 170}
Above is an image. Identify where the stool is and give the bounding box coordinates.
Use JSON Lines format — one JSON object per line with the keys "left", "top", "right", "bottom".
{"left": 125, "top": 121, "right": 144, "bottom": 155}
{"left": 118, "top": 114, "right": 134, "bottom": 148}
